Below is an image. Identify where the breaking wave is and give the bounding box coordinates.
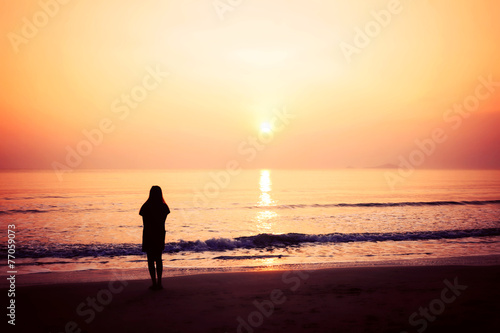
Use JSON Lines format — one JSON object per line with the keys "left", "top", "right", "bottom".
{"left": 8, "top": 228, "right": 500, "bottom": 259}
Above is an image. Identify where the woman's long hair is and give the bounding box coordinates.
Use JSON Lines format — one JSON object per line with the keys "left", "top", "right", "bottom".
{"left": 147, "top": 185, "right": 166, "bottom": 205}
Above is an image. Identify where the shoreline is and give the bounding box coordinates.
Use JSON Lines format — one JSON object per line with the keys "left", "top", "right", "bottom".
{"left": 4, "top": 254, "right": 500, "bottom": 287}
{"left": 5, "top": 263, "right": 499, "bottom": 332}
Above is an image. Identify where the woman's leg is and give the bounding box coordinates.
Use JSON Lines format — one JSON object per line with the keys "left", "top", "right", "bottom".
{"left": 156, "top": 253, "right": 163, "bottom": 288}
{"left": 146, "top": 252, "right": 157, "bottom": 288}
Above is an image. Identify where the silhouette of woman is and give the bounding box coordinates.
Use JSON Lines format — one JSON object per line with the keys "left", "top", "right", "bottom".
{"left": 140, "top": 185, "right": 170, "bottom": 290}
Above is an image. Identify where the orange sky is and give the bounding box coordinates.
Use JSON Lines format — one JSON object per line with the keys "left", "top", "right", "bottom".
{"left": 1, "top": 0, "right": 499, "bottom": 170}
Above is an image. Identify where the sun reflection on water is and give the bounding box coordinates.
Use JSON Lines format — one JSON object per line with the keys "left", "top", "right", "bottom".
{"left": 255, "top": 257, "right": 281, "bottom": 270}
{"left": 258, "top": 170, "right": 275, "bottom": 207}
{"left": 256, "top": 211, "right": 278, "bottom": 232}
{"left": 256, "top": 170, "right": 278, "bottom": 234}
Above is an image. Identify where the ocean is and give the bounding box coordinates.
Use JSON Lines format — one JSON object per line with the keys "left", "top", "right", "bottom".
{"left": 1, "top": 169, "right": 499, "bottom": 276}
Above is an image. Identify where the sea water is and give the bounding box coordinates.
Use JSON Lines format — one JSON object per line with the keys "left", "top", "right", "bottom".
{"left": 1, "top": 169, "right": 499, "bottom": 275}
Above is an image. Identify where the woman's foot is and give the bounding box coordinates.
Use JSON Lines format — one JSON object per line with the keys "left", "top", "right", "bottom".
{"left": 149, "top": 284, "right": 157, "bottom": 290}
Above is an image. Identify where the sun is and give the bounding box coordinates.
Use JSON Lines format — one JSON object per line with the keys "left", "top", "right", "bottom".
{"left": 260, "top": 122, "right": 273, "bottom": 133}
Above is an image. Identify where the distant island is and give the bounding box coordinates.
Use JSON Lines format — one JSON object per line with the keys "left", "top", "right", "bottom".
{"left": 346, "top": 164, "right": 398, "bottom": 169}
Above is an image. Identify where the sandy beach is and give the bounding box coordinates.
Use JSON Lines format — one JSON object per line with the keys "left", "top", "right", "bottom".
{"left": 4, "top": 264, "right": 499, "bottom": 333}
